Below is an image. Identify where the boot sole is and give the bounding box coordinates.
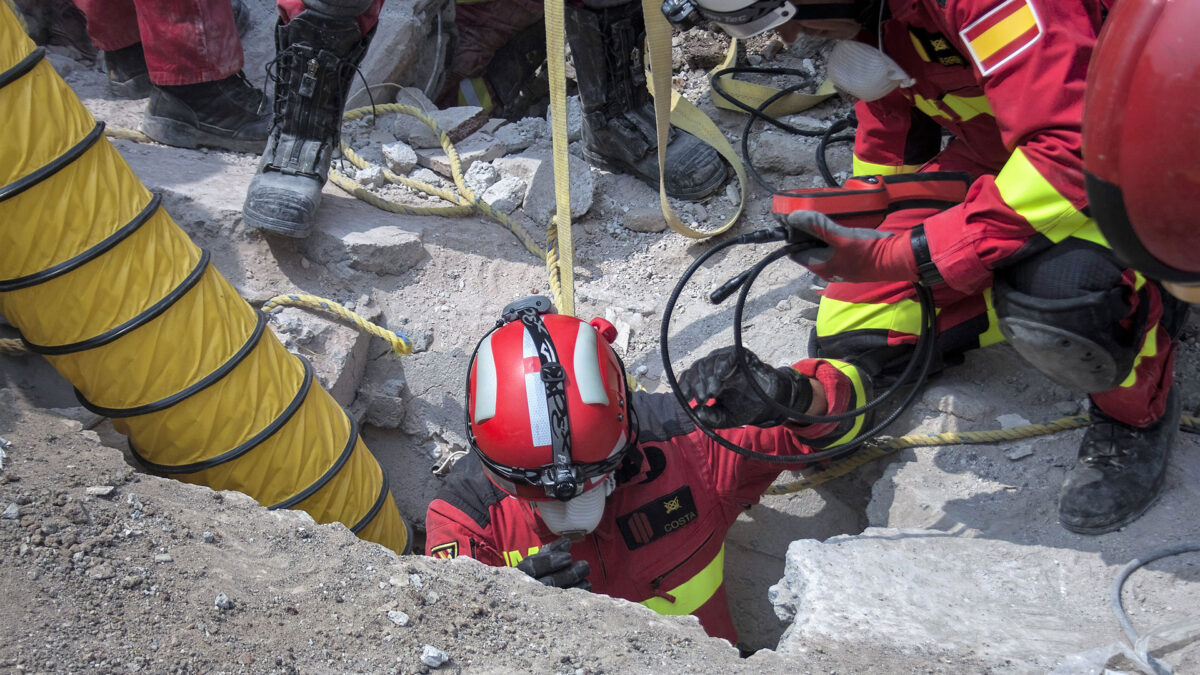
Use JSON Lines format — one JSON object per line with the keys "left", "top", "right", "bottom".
{"left": 141, "top": 115, "right": 268, "bottom": 155}
{"left": 581, "top": 147, "right": 727, "bottom": 202}
{"left": 242, "top": 206, "right": 314, "bottom": 239}
{"left": 1059, "top": 487, "right": 1163, "bottom": 535}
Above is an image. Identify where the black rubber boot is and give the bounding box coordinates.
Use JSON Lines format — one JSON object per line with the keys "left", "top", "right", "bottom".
{"left": 141, "top": 72, "right": 270, "bottom": 153}
{"left": 103, "top": 43, "right": 151, "bottom": 99}
{"left": 1058, "top": 388, "right": 1179, "bottom": 534}
{"left": 242, "top": 11, "right": 373, "bottom": 238}
{"left": 564, "top": 2, "right": 727, "bottom": 201}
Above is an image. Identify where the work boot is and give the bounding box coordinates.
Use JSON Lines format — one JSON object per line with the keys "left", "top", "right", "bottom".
{"left": 242, "top": 11, "right": 374, "bottom": 238}
{"left": 141, "top": 72, "right": 270, "bottom": 153}
{"left": 1058, "top": 388, "right": 1179, "bottom": 534}
{"left": 103, "top": 43, "right": 152, "bottom": 99}
{"left": 564, "top": 2, "right": 727, "bottom": 201}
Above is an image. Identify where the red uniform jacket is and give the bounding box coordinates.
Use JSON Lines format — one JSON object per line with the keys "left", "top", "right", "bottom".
{"left": 854, "top": 0, "right": 1107, "bottom": 296}
{"left": 425, "top": 361, "right": 856, "bottom": 644}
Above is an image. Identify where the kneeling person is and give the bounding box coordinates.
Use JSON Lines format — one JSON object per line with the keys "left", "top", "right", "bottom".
{"left": 424, "top": 297, "right": 847, "bottom": 644}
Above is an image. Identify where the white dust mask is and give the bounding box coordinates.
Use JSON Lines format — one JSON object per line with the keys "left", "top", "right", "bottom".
{"left": 826, "top": 40, "right": 915, "bottom": 102}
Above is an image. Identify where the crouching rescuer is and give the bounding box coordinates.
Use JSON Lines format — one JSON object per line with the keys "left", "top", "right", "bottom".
{"left": 661, "top": 0, "right": 1188, "bottom": 534}
{"left": 424, "top": 297, "right": 838, "bottom": 644}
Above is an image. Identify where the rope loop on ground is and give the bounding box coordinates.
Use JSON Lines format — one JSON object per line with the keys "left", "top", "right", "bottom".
{"left": 261, "top": 293, "right": 412, "bottom": 356}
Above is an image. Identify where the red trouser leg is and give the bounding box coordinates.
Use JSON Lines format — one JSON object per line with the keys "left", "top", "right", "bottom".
{"left": 74, "top": 0, "right": 244, "bottom": 85}
{"left": 72, "top": 0, "right": 140, "bottom": 51}
{"left": 275, "top": 0, "right": 384, "bottom": 34}
{"left": 135, "top": 0, "right": 243, "bottom": 85}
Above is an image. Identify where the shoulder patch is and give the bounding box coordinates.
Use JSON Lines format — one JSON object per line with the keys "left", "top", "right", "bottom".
{"left": 959, "top": 0, "right": 1042, "bottom": 75}
{"left": 616, "top": 486, "right": 699, "bottom": 550}
{"left": 429, "top": 542, "right": 459, "bottom": 559}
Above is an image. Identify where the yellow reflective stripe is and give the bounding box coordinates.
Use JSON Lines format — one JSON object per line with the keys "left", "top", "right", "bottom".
{"left": 457, "top": 77, "right": 493, "bottom": 112}
{"left": 970, "top": 4, "right": 1037, "bottom": 63}
{"left": 640, "top": 544, "right": 725, "bottom": 616}
{"left": 941, "top": 95, "right": 993, "bottom": 121}
{"left": 1119, "top": 325, "right": 1159, "bottom": 389}
{"left": 913, "top": 93, "right": 950, "bottom": 120}
{"left": 994, "top": 148, "right": 1090, "bottom": 243}
{"left": 853, "top": 155, "right": 921, "bottom": 176}
{"left": 502, "top": 546, "right": 541, "bottom": 568}
{"left": 823, "top": 359, "right": 868, "bottom": 448}
{"left": 816, "top": 295, "right": 925, "bottom": 338}
{"left": 979, "top": 287, "right": 1006, "bottom": 347}
{"left": 909, "top": 32, "right": 932, "bottom": 62}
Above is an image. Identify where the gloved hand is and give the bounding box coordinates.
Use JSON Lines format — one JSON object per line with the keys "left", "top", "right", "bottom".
{"left": 515, "top": 538, "right": 591, "bottom": 591}
{"left": 678, "top": 346, "right": 812, "bottom": 428}
{"left": 782, "top": 210, "right": 918, "bottom": 284}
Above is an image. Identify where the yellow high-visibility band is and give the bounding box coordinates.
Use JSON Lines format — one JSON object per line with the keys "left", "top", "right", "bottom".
{"left": 640, "top": 544, "right": 725, "bottom": 616}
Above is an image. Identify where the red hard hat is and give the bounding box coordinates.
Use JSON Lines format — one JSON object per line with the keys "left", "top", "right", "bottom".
{"left": 466, "top": 305, "right": 633, "bottom": 502}
{"left": 1083, "top": 0, "right": 1200, "bottom": 284}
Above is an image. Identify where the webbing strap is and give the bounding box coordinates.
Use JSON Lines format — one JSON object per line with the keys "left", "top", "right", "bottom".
{"left": 544, "top": 0, "right": 575, "bottom": 316}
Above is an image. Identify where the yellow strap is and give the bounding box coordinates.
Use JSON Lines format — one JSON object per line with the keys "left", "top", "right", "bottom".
{"left": 640, "top": 544, "right": 725, "bottom": 615}
{"left": 544, "top": 0, "right": 575, "bottom": 316}
{"left": 710, "top": 40, "right": 837, "bottom": 117}
{"left": 642, "top": 0, "right": 744, "bottom": 239}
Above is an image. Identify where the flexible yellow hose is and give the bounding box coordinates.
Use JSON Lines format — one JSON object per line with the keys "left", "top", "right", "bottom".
{"left": 0, "top": 6, "right": 410, "bottom": 554}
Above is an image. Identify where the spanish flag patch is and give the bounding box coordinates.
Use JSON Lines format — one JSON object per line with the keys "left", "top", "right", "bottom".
{"left": 960, "top": 0, "right": 1043, "bottom": 75}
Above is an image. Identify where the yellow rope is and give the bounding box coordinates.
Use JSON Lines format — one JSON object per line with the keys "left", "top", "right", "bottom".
{"left": 261, "top": 293, "right": 412, "bottom": 356}
{"left": 0, "top": 337, "right": 29, "bottom": 356}
{"left": 337, "top": 105, "right": 547, "bottom": 253}
{"left": 764, "top": 414, "right": 1200, "bottom": 495}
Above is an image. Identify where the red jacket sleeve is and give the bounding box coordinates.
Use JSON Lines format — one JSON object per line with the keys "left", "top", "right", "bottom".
{"left": 424, "top": 497, "right": 506, "bottom": 566}
{"left": 707, "top": 358, "right": 866, "bottom": 506}
{"left": 922, "top": 0, "right": 1105, "bottom": 295}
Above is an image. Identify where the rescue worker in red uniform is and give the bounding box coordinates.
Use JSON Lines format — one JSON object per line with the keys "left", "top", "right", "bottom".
{"left": 69, "top": 0, "right": 269, "bottom": 152}
{"left": 660, "top": 0, "right": 1188, "bottom": 534}
{"left": 242, "top": 0, "right": 727, "bottom": 239}
{"left": 424, "top": 297, "right": 840, "bottom": 644}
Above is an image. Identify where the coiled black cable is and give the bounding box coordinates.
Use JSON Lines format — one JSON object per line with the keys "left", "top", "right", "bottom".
{"left": 660, "top": 228, "right": 938, "bottom": 464}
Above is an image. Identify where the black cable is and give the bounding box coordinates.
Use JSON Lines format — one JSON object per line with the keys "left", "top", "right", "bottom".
{"left": 660, "top": 231, "right": 939, "bottom": 464}
{"left": 710, "top": 66, "right": 858, "bottom": 192}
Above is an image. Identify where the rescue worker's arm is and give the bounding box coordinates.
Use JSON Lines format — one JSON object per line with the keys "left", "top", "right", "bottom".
{"left": 423, "top": 462, "right": 509, "bottom": 566}
{"left": 852, "top": 90, "right": 942, "bottom": 176}
{"left": 919, "top": 0, "right": 1104, "bottom": 296}
{"left": 663, "top": 348, "right": 870, "bottom": 504}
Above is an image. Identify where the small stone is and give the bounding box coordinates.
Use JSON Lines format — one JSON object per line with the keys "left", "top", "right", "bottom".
{"left": 85, "top": 486, "right": 115, "bottom": 497}
{"left": 2, "top": 503, "right": 18, "bottom": 519}
{"left": 214, "top": 593, "right": 234, "bottom": 610}
{"left": 387, "top": 610, "right": 410, "bottom": 626}
{"left": 120, "top": 575, "right": 143, "bottom": 589}
{"left": 1005, "top": 446, "right": 1035, "bottom": 461}
{"left": 87, "top": 564, "right": 115, "bottom": 580}
{"left": 420, "top": 645, "right": 449, "bottom": 668}
{"left": 202, "top": 531, "right": 215, "bottom": 544}
{"left": 154, "top": 554, "right": 173, "bottom": 563}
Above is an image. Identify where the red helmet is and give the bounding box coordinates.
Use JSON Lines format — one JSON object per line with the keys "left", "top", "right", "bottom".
{"left": 1083, "top": 0, "right": 1200, "bottom": 285}
{"left": 465, "top": 298, "right": 634, "bottom": 508}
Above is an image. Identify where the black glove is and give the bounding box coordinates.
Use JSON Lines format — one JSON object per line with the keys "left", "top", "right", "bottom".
{"left": 678, "top": 346, "right": 812, "bottom": 428}
{"left": 515, "top": 538, "right": 591, "bottom": 591}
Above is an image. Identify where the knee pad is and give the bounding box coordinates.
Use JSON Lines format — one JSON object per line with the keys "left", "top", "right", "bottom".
{"left": 994, "top": 279, "right": 1139, "bottom": 393}
{"left": 303, "top": 0, "right": 375, "bottom": 18}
